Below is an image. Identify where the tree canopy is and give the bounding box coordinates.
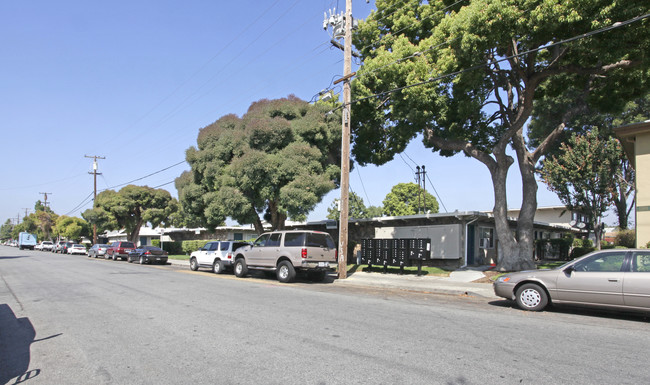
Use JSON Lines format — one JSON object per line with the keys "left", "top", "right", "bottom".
{"left": 352, "top": 0, "right": 649, "bottom": 270}
{"left": 177, "top": 96, "right": 342, "bottom": 233}
{"left": 84, "top": 185, "right": 175, "bottom": 243}
{"left": 53, "top": 215, "right": 90, "bottom": 242}
{"left": 383, "top": 182, "right": 439, "bottom": 216}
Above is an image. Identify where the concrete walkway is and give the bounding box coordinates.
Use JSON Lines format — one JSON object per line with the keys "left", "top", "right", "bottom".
{"left": 166, "top": 258, "right": 497, "bottom": 299}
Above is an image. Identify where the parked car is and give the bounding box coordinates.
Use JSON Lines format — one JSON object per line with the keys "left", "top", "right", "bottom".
{"left": 127, "top": 246, "right": 168, "bottom": 265}
{"left": 88, "top": 244, "right": 109, "bottom": 258}
{"left": 493, "top": 249, "right": 650, "bottom": 312}
{"left": 40, "top": 241, "right": 54, "bottom": 251}
{"left": 106, "top": 241, "right": 136, "bottom": 261}
{"left": 52, "top": 241, "right": 64, "bottom": 253}
{"left": 233, "top": 230, "right": 337, "bottom": 283}
{"left": 68, "top": 244, "right": 87, "bottom": 255}
{"left": 61, "top": 241, "right": 75, "bottom": 254}
{"left": 189, "top": 241, "right": 251, "bottom": 274}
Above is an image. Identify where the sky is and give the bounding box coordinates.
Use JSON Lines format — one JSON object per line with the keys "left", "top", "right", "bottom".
{"left": 1, "top": 0, "right": 584, "bottom": 229}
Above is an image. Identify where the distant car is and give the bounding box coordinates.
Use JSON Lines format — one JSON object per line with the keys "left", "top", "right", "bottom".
{"left": 68, "top": 244, "right": 87, "bottom": 255}
{"left": 41, "top": 241, "right": 54, "bottom": 251}
{"left": 106, "top": 241, "right": 136, "bottom": 261}
{"left": 52, "top": 241, "right": 66, "bottom": 253}
{"left": 493, "top": 249, "right": 650, "bottom": 313}
{"left": 61, "top": 241, "right": 75, "bottom": 254}
{"left": 189, "top": 241, "right": 251, "bottom": 274}
{"left": 127, "top": 246, "right": 168, "bottom": 265}
{"left": 88, "top": 244, "right": 109, "bottom": 258}
{"left": 35, "top": 242, "right": 44, "bottom": 251}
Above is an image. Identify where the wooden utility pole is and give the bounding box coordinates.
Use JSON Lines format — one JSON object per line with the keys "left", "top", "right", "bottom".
{"left": 85, "top": 155, "right": 105, "bottom": 244}
{"left": 337, "top": 0, "right": 353, "bottom": 279}
{"left": 39, "top": 192, "right": 52, "bottom": 209}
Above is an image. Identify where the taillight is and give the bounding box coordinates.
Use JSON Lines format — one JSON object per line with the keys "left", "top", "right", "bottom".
{"left": 227, "top": 253, "right": 232, "bottom": 259}
{"left": 145, "top": 251, "right": 151, "bottom": 255}
{"left": 301, "top": 248, "right": 307, "bottom": 259}
{"left": 335, "top": 249, "right": 338, "bottom": 262}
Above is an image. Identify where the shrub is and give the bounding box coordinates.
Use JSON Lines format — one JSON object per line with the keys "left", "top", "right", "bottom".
{"left": 614, "top": 229, "right": 636, "bottom": 248}
{"left": 570, "top": 246, "right": 595, "bottom": 259}
{"left": 646, "top": 240, "right": 650, "bottom": 249}
{"left": 152, "top": 239, "right": 183, "bottom": 254}
{"left": 181, "top": 239, "right": 219, "bottom": 255}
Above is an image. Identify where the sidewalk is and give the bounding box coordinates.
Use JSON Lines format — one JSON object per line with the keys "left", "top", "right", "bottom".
{"left": 166, "top": 258, "right": 497, "bottom": 299}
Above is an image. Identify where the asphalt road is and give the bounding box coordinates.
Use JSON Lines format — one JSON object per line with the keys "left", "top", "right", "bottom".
{"left": 1, "top": 247, "right": 649, "bottom": 385}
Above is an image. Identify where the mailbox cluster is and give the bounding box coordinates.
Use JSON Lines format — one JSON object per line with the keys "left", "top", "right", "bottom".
{"left": 360, "top": 238, "right": 431, "bottom": 268}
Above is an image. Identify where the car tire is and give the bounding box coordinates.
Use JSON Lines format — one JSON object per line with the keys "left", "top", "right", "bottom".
{"left": 515, "top": 283, "right": 548, "bottom": 311}
{"left": 213, "top": 260, "right": 224, "bottom": 274}
{"left": 139, "top": 256, "right": 146, "bottom": 265}
{"left": 234, "top": 258, "right": 247, "bottom": 278}
{"left": 112, "top": 254, "right": 117, "bottom": 261}
{"left": 277, "top": 261, "right": 296, "bottom": 283}
{"left": 190, "top": 257, "right": 199, "bottom": 271}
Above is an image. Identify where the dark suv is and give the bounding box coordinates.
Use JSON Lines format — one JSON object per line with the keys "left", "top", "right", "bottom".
{"left": 233, "top": 230, "right": 337, "bottom": 283}
{"left": 106, "top": 241, "right": 136, "bottom": 261}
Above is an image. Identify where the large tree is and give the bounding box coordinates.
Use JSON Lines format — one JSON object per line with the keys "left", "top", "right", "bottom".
{"left": 0, "top": 219, "right": 14, "bottom": 241}
{"left": 352, "top": 0, "right": 649, "bottom": 270}
{"left": 539, "top": 129, "right": 622, "bottom": 248}
{"left": 382, "top": 182, "right": 439, "bottom": 216}
{"left": 86, "top": 185, "right": 175, "bottom": 243}
{"left": 178, "top": 96, "right": 342, "bottom": 233}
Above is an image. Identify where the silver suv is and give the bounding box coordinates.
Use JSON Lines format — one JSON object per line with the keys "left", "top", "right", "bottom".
{"left": 233, "top": 230, "right": 337, "bottom": 283}
{"left": 189, "top": 241, "right": 251, "bottom": 274}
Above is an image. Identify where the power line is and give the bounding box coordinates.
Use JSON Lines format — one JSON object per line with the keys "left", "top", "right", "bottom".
{"left": 98, "top": 160, "right": 186, "bottom": 192}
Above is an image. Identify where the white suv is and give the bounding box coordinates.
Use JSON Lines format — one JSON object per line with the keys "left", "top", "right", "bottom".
{"left": 189, "top": 241, "right": 251, "bottom": 274}
{"left": 233, "top": 230, "right": 337, "bottom": 283}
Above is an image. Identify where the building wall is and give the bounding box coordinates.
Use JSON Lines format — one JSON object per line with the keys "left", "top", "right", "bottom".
{"left": 636, "top": 131, "right": 650, "bottom": 248}
{"left": 375, "top": 224, "right": 461, "bottom": 259}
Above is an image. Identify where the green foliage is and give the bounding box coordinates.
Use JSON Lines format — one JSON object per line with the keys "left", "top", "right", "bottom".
{"left": 0, "top": 219, "right": 14, "bottom": 241}
{"left": 382, "top": 182, "right": 439, "bottom": 216}
{"left": 178, "top": 96, "right": 342, "bottom": 231}
{"left": 351, "top": 0, "right": 649, "bottom": 269}
{"left": 181, "top": 239, "right": 219, "bottom": 255}
{"left": 326, "top": 191, "right": 383, "bottom": 220}
{"left": 152, "top": 239, "right": 183, "bottom": 254}
{"left": 86, "top": 185, "right": 176, "bottom": 242}
{"left": 570, "top": 247, "right": 596, "bottom": 259}
{"left": 615, "top": 229, "right": 636, "bottom": 248}
{"left": 538, "top": 129, "right": 622, "bottom": 247}
{"left": 53, "top": 216, "right": 90, "bottom": 242}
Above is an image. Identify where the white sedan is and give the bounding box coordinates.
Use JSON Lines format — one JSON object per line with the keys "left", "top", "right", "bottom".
{"left": 68, "top": 244, "right": 87, "bottom": 255}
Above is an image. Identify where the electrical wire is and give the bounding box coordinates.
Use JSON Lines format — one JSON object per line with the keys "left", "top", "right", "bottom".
{"left": 99, "top": 160, "right": 186, "bottom": 192}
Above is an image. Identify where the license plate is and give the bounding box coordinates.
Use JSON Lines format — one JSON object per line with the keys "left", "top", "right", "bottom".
{"left": 318, "top": 262, "right": 329, "bottom": 268}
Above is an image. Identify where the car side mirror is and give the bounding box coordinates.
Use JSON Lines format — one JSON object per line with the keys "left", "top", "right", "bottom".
{"left": 564, "top": 266, "right": 575, "bottom": 275}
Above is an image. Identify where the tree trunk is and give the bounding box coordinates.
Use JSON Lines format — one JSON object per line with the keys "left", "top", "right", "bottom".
{"left": 128, "top": 217, "right": 144, "bottom": 244}
{"left": 514, "top": 141, "right": 538, "bottom": 269}
{"left": 267, "top": 200, "right": 287, "bottom": 231}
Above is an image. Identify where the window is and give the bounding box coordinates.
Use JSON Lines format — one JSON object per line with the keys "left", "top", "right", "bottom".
{"left": 306, "top": 233, "right": 336, "bottom": 249}
{"left": 209, "top": 242, "right": 220, "bottom": 251}
{"left": 254, "top": 234, "right": 270, "bottom": 247}
{"left": 479, "top": 227, "right": 494, "bottom": 249}
{"left": 267, "top": 233, "right": 282, "bottom": 247}
{"left": 284, "top": 232, "right": 306, "bottom": 247}
{"left": 220, "top": 242, "right": 230, "bottom": 251}
{"left": 632, "top": 252, "right": 650, "bottom": 272}
{"left": 574, "top": 252, "right": 626, "bottom": 272}
{"left": 233, "top": 233, "right": 243, "bottom": 241}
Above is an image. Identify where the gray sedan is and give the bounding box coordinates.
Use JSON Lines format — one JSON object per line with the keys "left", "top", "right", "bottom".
{"left": 493, "top": 249, "right": 650, "bottom": 312}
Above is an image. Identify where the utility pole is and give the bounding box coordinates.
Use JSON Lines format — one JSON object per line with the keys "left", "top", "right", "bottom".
{"left": 415, "top": 166, "right": 427, "bottom": 213}
{"left": 85, "top": 155, "right": 105, "bottom": 244}
{"left": 22, "top": 208, "right": 30, "bottom": 219}
{"left": 324, "top": 0, "right": 354, "bottom": 279}
{"left": 39, "top": 192, "right": 52, "bottom": 209}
